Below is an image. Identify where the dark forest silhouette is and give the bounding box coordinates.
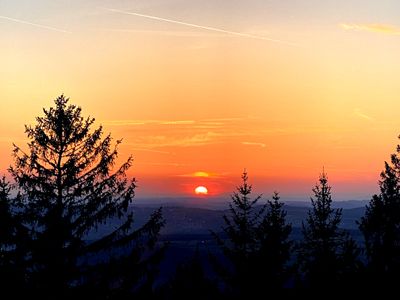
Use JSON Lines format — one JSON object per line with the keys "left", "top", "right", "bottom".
{"left": 1, "top": 95, "right": 400, "bottom": 297}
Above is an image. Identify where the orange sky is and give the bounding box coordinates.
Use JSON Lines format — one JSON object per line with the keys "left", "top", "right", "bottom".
{"left": 1, "top": 1, "right": 400, "bottom": 200}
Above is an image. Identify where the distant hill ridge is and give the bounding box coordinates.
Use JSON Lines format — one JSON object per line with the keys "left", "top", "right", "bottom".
{"left": 132, "top": 197, "right": 369, "bottom": 210}
{"left": 89, "top": 200, "right": 367, "bottom": 240}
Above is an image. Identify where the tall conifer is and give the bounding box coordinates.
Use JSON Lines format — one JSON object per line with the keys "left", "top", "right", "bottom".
{"left": 9, "top": 95, "right": 164, "bottom": 297}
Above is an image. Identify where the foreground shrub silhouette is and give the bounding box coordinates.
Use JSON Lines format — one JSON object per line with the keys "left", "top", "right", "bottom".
{"left": 297, "top": 172, "right": 361, "bottom": 288}
{"left": 212, "top": 171, "right": 292, "bottom": 295}
{"left": 9, "top": 95, "right": 164, "bottom": 297}
{"left": 359, "top": 135, "right": 400, "bottom": 285}
{"left": 160, "top": 247, "right": 220, "bottom": 299}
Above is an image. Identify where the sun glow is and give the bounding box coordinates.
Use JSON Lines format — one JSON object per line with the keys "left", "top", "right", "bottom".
{"left": 194, "top": 171, "right": 209, "bottom": 177}
{"left": 195, "top": 186, "right": 208, "bottom": 195}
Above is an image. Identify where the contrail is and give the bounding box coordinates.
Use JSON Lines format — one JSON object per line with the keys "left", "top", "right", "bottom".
{"left": 103, "top": 8, "right": 299, "bottom": 47}
{"left": 0, "top": 15, "right": 71, "bottom": 33}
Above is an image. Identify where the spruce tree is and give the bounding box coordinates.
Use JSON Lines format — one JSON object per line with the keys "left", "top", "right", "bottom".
{"left": 213, "top": 171, "right": 292, "bottom": 294}
{"left": 359, "top": 137, "right": 400, "bottom": 285}
{"left": 256, "top": 192, "right": 293, "bottom": 287}
{"left": 9, "top": 95, "right": 164, "bottom": 297}
{"left": 298, "top": 172, "right": 360, "bottom": 287}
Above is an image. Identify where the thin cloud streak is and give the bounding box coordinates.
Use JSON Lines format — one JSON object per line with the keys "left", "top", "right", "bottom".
{"left": 0, "top": 15, "right": 71, "bottom": 33}
{"left": 354, "top": 108, "right": 374, "bottom": 121}
{"left": 176, "top": 171, "right": 227, "bottom": 178}
{"left": 242, "top": 142, "right": 267, "bottom": 148}
{"left": 129, "top": 148, "right": 173, "bottom": 155}
{"left": 136, "top": 162, "right": 188, "bottom": 167}
{"left": 103, "top": 120, "right": 146, "bottom": 126}
{"left": 161, "top": 120, "right": 195, "bottom": 125}
{"left": 340, "top": 23, "right": 400, "bottom": 35}
{"left": 103, "top": 119, "right": 196, "bottom": 126}
{"left": 103, "top": 118, "right": 248, "bottom": 127}
{"left": 101, "top": 28, "right": 229, "bottom": 38}
{"left": 102, "top": 8, "right": 300, "bottom": 47}
{"left": 203, "top": 117, "right": 244, "bottom": 122}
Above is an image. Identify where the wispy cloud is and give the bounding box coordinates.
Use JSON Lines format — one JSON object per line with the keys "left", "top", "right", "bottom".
{"left": 189, "top": 125, "right": 222, "bottom": 129}
{"left": 177, "top": 171, "right": 209, "bottom": 178}
{"left": 102, "top": 7, "right": 299, "bottom": 47}
{"left": 176, "top": 171, "right": 227, "bottom": 178}
{"left": 0, "top": 15, "right": 71, "bottom": 33}
{"left": 135, "top": 162, "right": 188, "bottom": 167}
{"left": 161, "top": 120, "right": 195, "bottom": 125}
{"left": 124, "top": 132, "right": 221, "bottom": 148}
{"left": 162, "top": 132, "right": 221, "bottom": 147}
{"left": 102, "top": 117, "right": 355, "bottom": 154}
{"left": 103, "top": 118, "right": 243, "bottom": 127}
{"left": 103, "top": 120, "right": 147, "bottom": 126}
{"left": 203, "top": 117, "right": 244, "bottom": 122}
{"left": 340, "top": 23, "right": 400, "bottom": 35}
{"left": 193, "top": 171, "right": 209, "bottom": 177}
{"left": 241, "top": 142, "right": 267, "bottom": 148}
{"left": 103, "top": 119, "right": 196, "bottom": 126}
{"left": 101, "top": 117, "right": 276, "bottom": 149}
{"left": 129, "top": 148, "right": 173, "bottom": 155}
{"left": 354, "top": 108, "right": 374, "bottom": 121}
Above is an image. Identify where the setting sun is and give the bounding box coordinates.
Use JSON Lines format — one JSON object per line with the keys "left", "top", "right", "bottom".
{"left": 195, "top": 186, "right": 208, "bottom": 195}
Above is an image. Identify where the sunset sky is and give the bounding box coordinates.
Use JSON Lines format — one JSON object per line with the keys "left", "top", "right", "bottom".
{"left": 1, "top": 0, "right": 399, "bottom": 200}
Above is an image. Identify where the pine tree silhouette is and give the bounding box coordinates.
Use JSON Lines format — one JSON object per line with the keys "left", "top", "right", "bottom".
{"left": 9, "top": 95, "right": 165, "bottom": 297}
{"left": 359, "top": 136, "right": 400, "bottom": 285}
{"left": 212, "top": 171, "right": 292, "bottom": 295}
{"left": 256, "top": 192, "right": 293, "bottom": 287}
{"left": 298, "top": 171, "right": 360, "bottom": 287}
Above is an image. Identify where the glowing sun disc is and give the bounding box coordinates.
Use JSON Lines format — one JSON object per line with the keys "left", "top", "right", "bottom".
{"left": 195, "top": 186, "right": 208, "bottom": 195}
